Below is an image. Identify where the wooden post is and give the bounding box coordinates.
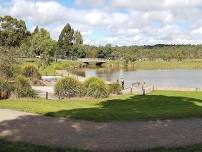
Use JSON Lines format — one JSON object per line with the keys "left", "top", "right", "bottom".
{"left": 142, "top": 85, "right": 145, "bottom": 96}
{"left": 46, "top": 92, "right": 48, "bottom": 100}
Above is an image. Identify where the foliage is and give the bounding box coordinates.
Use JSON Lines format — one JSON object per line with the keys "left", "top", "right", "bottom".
{"left": 108, "top": 83, "right": 122, "bottom": 95}
{"left": 0, "top": 16, "right": 30, "bottom": 47}
{"left": 4, "top": 15, "right": 202, "bottom": 62}
{"left": 20, "top": 28, "right": 57, "bottom": 66}
{"left": 55, "top": 77, "right": 83, "bottom": 98}
{"left": 74, "top": 30, "right": 83, "bottom": 45}
{"left": 40, "top": 60, "right": 80, "bottom": 75}
{"left": 0, "top": 78, "right": 12, "bottom": 99}
{"left": 84, "top": 77, "right": 109, "bottom": 98}
{"left": 15, "top": 76, "right": 35, "bottom": 98}
{"left": 58, "top": 23, "right": 74, "bottom": 57}
{"left": 21, "top": 65, "right": 41, "bottom": 79}
{"left": 0, "top": 47, "right": 19, "bottom": 80}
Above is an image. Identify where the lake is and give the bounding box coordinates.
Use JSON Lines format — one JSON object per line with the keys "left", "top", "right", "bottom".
{"left": 84, "top": 69, "right": 202, "bottom": 89}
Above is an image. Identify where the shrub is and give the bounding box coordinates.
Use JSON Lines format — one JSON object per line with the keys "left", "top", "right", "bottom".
{"left": 0, "top": 78, "right": 11, "bottom": 99}
{"left": 84, "top": 77, "right": 109, "bottom": 98}
{"left": 55, "top": 77, "right": 83, "bottom": 99}
{"left": 15, "top": 76, "right": 35, "bottom": 98}
{"left": 21, "top": 65, "right": 41, "bottom": 79}
{"left": 109, "top": 83, "right": 122, "bottom": 95}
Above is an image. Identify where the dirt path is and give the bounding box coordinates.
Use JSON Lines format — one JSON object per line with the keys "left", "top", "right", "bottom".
{"left": 1, "top": 109, "right": 202, "bottom": 152}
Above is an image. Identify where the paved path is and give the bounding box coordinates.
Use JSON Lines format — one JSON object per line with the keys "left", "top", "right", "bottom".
{"left": 1, "top": 109, "right": 202, "bottom": 152}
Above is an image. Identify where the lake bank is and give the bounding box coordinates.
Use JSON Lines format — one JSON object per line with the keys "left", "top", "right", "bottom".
{"left": 22, "top": 59, "right": 202, "bottom": 76}
{"left": 104, "top": 60, "right": 202, "bottom": 70}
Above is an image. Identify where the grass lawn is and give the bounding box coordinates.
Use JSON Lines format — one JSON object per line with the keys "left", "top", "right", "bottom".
{"left": 1, "top": 91, "right": 202, "bottom": 121}
{"left": 1, "top": 139, "right": 202, "bottom": 152}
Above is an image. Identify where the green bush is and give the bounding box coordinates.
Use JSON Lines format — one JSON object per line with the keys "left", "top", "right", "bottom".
{"left": 84, "top": 77, "right": 109, "bottom": 98}
{"left": 0, "top": 78, "right": 12, "bottom": 99}
{"left": 55, "top": 77, "right": 83, "bottom": 98}
{"left": 21, "top": 65, "right": 41, "bottom": 79}
{"left": 109, "top": 83, "right": 122, "bottom": 95}
{"left": 15, "top": 76, "right": 35, "bottom": 98}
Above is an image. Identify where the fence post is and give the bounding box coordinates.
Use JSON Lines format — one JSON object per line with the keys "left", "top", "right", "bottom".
{"left": 142, "top": 85, "right": 145, "bottom": 96}
{"left": 46, "top": 92, "right": 48, "bottom": 100}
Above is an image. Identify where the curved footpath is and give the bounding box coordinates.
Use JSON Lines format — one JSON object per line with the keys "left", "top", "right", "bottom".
{"left": 1, "top": 109, "right": 202, "bottom": 152}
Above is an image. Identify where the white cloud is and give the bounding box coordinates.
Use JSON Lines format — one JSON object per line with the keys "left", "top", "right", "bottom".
{"left": 1, "top": 0, "right": 202, "bottom": 45}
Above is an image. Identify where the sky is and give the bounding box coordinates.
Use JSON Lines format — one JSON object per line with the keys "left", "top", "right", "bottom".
{"left": 1, "top": 0, "right": 202, "bottom": 46}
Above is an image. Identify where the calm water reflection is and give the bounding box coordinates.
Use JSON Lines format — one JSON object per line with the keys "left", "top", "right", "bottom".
{"left": 84, "top": 69, "right": 202, "bottom": 88}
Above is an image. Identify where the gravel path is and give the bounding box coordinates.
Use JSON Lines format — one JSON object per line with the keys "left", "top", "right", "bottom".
{"left": 1, "top": 109, "right": 202, "bottom": 152}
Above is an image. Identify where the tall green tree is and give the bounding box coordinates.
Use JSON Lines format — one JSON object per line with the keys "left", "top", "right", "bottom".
{"left": 58, "top": 23, "right": 74, "bottom": 57}
{"left": 73, "top": 30, "right": 85, "bottom": 58}
{"left": 33, "top": 26, "right": 39, "bottom": 35}
{"left": 74, "top": 31, "right": 83, "bottom": 45}
{"left": 0, "top": 16, "right": 29, "bottom": 47}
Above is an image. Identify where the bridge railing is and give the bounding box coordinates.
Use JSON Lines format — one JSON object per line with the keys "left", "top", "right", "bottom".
{"left": 78, "top": 58, "right": 108, "bottom": 62}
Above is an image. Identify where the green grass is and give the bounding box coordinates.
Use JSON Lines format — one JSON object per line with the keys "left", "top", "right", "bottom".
{"left": 1, "top": 139, "right": 202, "bottom": 152}
{"left": 40, "top": 61, "right": 81, "bottom": 75}
{"left": 0, "top": 139, "right": 88, "bottom": 152}
{"left": 1, "top": 91, "right": 202, "bottom": 121}
{"left": 20, "top": 58, "right": 81, "bottom": 75}
{"left": 105, "top": 60, "right": 202, "bottom": 70}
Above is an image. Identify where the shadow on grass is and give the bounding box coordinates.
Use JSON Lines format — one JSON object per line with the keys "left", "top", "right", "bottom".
{"left": 1, "top": 95, "right": 202, "bottom": 151}
{"left": 46, "top": 95, "right": 202, "bottom": 122}
{"left": 1, "top": 138, "right": 202, "bottom": 152}
{"left": 0, "top": 139, "right": 88, "bottom": 152}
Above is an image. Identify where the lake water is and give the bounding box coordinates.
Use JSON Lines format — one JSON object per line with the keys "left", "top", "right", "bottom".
{"left": 84, "top": 69, "right": 202, "bottom": 88}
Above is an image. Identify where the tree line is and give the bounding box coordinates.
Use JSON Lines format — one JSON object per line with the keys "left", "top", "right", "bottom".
{"left": 1, "top": 15, "right": 202, "bottom": 65}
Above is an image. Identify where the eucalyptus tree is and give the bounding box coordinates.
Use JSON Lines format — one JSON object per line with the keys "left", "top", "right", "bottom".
{"left": 0, "top": 16, "right": 30, "bottom": 47}
{"left": 58, "top": 23, "right": 74, "bottom": 57}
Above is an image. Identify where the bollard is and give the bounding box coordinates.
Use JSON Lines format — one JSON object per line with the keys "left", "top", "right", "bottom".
{"left": 46, "top": 92, "right": 48, "bottom": 100}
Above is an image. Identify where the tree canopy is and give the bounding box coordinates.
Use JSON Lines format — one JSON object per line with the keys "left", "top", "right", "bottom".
{"left": 58, "top": 23, "right": 74, "bottom": 57}
{"left": 0, "top": 16, "right": 29, "bottom": 47}
{"left": 2, "top": 15, "right": 202, "bottom": 63}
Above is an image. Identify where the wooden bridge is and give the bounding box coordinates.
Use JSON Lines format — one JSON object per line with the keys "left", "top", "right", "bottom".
{"left": 78, "top": 58, "right": 107, "bottom": 66}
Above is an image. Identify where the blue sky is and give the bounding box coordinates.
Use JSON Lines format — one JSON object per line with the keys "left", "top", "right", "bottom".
{"left": 1, "top": 0, "right": 202, "bottom": 46}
